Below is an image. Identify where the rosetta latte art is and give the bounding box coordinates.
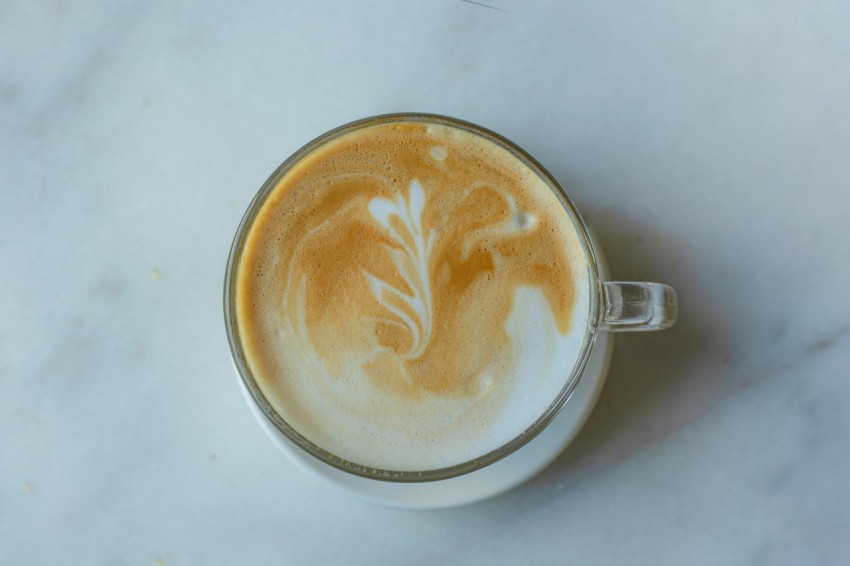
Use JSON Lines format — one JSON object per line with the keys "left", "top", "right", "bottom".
{"left": 365, "top": 179, "right": 436, "bottom": 361}
{"left": 364, "top": 178, "right": 535, "bottom": 367}
{"left": 236, "top": 121, "right": 590, "bottom": 470}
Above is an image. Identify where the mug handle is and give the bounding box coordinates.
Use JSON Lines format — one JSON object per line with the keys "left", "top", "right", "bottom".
{"left": 599, "top": 282, "right": 678, "bottom": 332}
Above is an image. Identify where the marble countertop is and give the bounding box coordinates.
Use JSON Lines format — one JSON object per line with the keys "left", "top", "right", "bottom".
{"left": 3, "top": 1, "right": 849, "bottom": 564}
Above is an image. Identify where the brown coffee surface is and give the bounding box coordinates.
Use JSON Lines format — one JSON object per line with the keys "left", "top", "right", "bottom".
{"left": 235, "top": 119, "right": 590, "bottom": 471}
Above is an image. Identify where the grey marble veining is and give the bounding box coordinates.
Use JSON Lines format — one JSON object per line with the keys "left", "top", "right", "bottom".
{"left": 2, "top": 1, "right": 849, "bottom": 564}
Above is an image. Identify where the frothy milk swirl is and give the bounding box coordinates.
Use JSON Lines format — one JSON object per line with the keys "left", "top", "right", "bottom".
{"left": 236, "top": 121, "right": 590, "bottom": 471}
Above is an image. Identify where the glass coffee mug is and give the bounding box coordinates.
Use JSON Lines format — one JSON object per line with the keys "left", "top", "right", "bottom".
{"left": 224, "top": 114, "right": 677, "bottom": 508}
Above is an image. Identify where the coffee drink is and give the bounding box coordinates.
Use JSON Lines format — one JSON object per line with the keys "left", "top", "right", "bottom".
{"left": 234, "top": 118, "right": 591, "bottom": 471}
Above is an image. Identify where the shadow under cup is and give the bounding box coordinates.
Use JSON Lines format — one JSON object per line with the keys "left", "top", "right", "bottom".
{"left": 224, "top": 113, "right": 676, "bottom": 483}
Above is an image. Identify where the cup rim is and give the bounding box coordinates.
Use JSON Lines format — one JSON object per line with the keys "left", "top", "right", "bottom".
{"left": 223, "top": 113, "right": 603, "bottom": 482}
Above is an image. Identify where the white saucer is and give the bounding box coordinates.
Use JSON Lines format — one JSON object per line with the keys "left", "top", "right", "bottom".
{"left": 240, "top": 331, "right": 613, "bottom": 509}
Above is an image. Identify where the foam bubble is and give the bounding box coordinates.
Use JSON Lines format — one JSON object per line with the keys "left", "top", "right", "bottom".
{"left": 430, "top": 145, "right": 448, "bottom": 161}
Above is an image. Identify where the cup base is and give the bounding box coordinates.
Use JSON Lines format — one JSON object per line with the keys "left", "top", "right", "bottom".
{"left": 238, "top": 330, "right": 613, "bottom": 509}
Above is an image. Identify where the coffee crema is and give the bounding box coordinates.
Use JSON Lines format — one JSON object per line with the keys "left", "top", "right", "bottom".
{"left": 235, "top": 120, "right": 591, "bottom": 471}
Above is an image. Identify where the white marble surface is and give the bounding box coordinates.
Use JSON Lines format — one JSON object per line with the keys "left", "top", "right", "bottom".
{"left": 3, "top": 0, "right": 849, "bottom": 563}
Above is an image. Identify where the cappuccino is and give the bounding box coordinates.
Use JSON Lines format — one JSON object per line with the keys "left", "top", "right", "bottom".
{"left": 235, "top": 118, "right": 591, "bottom": 471}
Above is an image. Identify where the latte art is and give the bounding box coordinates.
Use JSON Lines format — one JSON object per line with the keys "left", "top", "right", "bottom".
{"left": 364, "top": 179, "right": 436, "bottom": 361}
{"left": 236, "top": 120, "right": 591, "bottom": 471}
{"left": 363, "top": 178, "right": 537, "bottom": 367}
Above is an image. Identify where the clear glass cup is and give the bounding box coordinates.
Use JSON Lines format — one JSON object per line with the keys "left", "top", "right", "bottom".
{"left": 224, "top": 113, "right": 677, "bottom": 483}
